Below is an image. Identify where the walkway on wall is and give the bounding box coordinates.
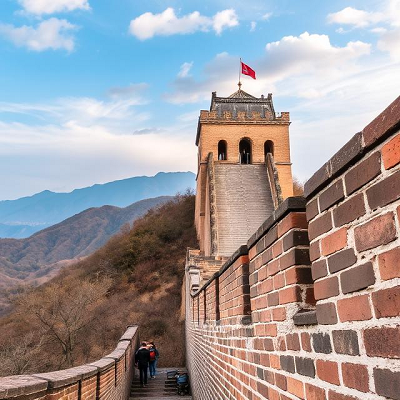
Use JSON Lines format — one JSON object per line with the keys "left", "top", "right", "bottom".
{"left": 130, "top": 368, "right": 192, "bottom": 399}
{"left": 214, "top": 163, "right": 274, "bottom": 256}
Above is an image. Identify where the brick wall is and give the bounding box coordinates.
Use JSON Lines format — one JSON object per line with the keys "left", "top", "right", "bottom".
{"left": 186, "top": 96, "right": 400, "bottom": 399}
{"left": 0, "top": 326, "right": 139, "bottom": 400}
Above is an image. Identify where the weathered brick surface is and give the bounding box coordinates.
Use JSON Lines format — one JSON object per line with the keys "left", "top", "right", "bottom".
{"left": 186, "top": 100, "right": 400, "bottom": 400}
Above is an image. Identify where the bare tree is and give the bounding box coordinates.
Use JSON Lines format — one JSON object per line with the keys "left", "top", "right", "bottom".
{"left": 0, "top": 333, "right": 43, "bottom": 376}
{"left": 18, "top": 277, "right": 111, "bottom": 367}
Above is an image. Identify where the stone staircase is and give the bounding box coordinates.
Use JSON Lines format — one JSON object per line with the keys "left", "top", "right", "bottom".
{"left": 130, "top": 368, "right": 192, "bottom": 400}
{"left": 214, "top": 164, "right": 274, "bottom": 256}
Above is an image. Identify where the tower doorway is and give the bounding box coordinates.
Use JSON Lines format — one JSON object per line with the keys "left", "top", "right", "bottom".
{"left": 218, "top": 140, "right": 227, "bottom": 160}
{"left": 239, "top": 138, "right": 252, "bottom": 164}
{"left": 264, "top": 140, "right": 274, "bottom": 157}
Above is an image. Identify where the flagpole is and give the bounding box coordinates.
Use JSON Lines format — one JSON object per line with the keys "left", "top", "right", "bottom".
{"left": 238, "top": 57, "right": 242, "bottom": 90}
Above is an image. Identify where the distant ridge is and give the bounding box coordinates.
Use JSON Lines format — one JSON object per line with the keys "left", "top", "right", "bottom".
{"left": 0, "top": 195, "right": 172, "bottom": 307}
{"left": 0, "top": 171, "right": 195, "bottom": 238}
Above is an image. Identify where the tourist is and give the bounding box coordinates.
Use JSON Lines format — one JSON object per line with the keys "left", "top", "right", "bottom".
{"left": 148, "top": 342, "right": 159, "bottom": 379}
{"left": 135, "top": 342, "right": 150, "bottom": 387}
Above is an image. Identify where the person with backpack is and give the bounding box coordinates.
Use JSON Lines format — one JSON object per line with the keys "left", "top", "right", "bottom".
{"left": 148, "top": 342, "right": 159, "bottom": 379}
{"left": 135, "top": 342, "right": 150, "bottom": 387}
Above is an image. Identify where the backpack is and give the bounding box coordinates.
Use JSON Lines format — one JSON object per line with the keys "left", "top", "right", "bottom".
{"left": 149, "top": 349, "right": 156, "bottom": 361}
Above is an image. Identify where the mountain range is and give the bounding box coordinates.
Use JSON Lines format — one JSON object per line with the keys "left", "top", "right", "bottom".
{"left": 0, "top": 172, "right": 195, "bottom": 238}
{"left": 0, "top": 195, "right": 172, "bottom": 312}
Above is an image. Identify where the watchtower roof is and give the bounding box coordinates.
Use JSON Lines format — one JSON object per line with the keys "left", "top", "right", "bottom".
{"left": 210, "top": 88, "right": 275, "bottom": 117}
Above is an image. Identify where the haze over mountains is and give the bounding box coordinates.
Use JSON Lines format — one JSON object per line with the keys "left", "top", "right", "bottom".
{"left": 0, "top": 172, "right": 195, "bottom": 238}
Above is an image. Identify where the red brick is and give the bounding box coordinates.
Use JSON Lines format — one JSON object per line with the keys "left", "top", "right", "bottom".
{"left": 286, "top": 333, "right": 300, "bottom": 351}
{"left": 309, "top": 240, "right": 320, "bottom": 262}
{"left": 268, "top": 387, "right": 280, "bottom": 400}
{"left": 337, "top": 294, "right": 372, "bottom": 322}
{"left": 311, "top": 259, "right": 327, "bottom": 280}
{"left": 272, "top": 241, "right": 283, "bottom": 258}
{"left": 364, "top": 327, "right": 400, "bottom": 358}
{"left": 378, "top": 247, "right": 400, "bottom": 280}
{"left": 306, "top": 198, "right": 319, "bottom": 222}
{"left": 382, "top": 133, "right": 400, "bottom": 169}
{"left": 316, "top": 359, "right": 340, "bottom": 385}
{"left": 270, "top": 354, "right": 280, "bottom": 369}
{"left": 316, "top": 302, "right": 338, "bottom": 325}
{"left": 344, "top": 151, "right": 381, "bottom": 195}
{"left": 305, "top": 383, "right": 326, "bottom": 400}
{"left": 272, "top": 307, "right": 286, "bottom": 321}
{"left": 285, "top": 267, "right": 313, "bottom": 285}
{"left": 273, "top": 272, "right": 285, "bottom": 289}
{"left": 301, "top": 332, "right": 312, "bottom": 352}
{"left": 328, "top": 391, "right": 358, "bottom": 400}
{"left": 319, "top": 179, "right": 344, "bottom": 212}
{"left": 278, "top": 212, "right": 308, "bottom": 237}
{"left": 355, "top": 212, "right": 397, "bottom": 252}
{"left": 314, "top": 276, "right": 339, "bottom": 300}
{"left": 367, "top": 169, "right": 400, "bottom": 210}
{"left": 279, "top": 286, "right": 302, "bottom": 304}
{"left": 287, "top": 377, "right": 304, "bottom": 399}
{"left": 333, "top": 193, "right": 366, "bottom": 227}
{"left": 275, "top": 373, "right": 287, "bottom": 390}
{"left": 374, "top": 368, "right": 400, "bottom": 400}
{"left": 309, "top": 212, "right": 332, "bottom": 241}
{"left": 342, "top": 363, "right": 369, "bottom": 392}
{"left": 321, "top": 228, "right": 347, "bottom": 256}
{"left": 340, "top": 262, "right": 375, "bottom": 294}
{"left": 372, "top": 286, "right": 400, "bottom": 318}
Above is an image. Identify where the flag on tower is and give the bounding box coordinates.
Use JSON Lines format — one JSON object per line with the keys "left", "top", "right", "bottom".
{"left": 241, "top": 61, "right": 256, "bottom": 79}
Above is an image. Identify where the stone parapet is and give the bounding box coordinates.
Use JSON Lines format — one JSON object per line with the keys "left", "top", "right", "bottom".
{"left": 0, "top": 326, "right": 139, "bottom": 400}
{"left": 199, "top": 110, "right": 290, "bottom": 123}
{"left": 186, "top": 95, "right": 400, "bottom": 399}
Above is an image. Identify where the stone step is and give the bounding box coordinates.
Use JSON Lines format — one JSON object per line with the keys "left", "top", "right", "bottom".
{"left": 130, "top": 368, "right": 191, "bottom": 399}
{"left": 214, "top": 164, "right": 274, "bottom": 256}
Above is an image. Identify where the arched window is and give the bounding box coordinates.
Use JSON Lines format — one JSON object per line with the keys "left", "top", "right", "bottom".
{"left": 239, "top": 138, "right": 252, "bottom": 164}
{"left": 264, "top": 140, "right": 274, "bottom": 157}
{"left": 218, "top": 140, "right": 227, "bottom": 160}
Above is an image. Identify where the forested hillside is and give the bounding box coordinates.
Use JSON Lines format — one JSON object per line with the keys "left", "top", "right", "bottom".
{"left": 0, "top": 194, "right": 197, "bottom": 376}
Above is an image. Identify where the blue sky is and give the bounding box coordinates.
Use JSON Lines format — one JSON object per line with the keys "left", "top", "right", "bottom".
{"left": 0, "top": 0, "right": 399, "bottom": 199}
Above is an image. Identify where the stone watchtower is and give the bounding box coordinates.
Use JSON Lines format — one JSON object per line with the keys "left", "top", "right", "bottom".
{"left": 195, "top": 87, "right": 294, "bottom": 257}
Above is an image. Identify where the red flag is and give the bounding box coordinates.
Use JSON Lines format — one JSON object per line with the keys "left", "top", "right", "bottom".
{"left": 241, "top": 61, "right": 256, "bottom": 79}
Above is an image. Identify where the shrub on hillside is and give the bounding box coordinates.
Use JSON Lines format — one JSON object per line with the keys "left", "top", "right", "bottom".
{"left": 0, "top": 193, "right": 197, "bottom": 375}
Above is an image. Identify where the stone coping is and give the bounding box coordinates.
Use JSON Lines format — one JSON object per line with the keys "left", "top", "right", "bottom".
{"left": 0, "top": 325, "right": 138, "bottom": 398}
{"left": 304, "top": 95, "right": 400, "bottom": 199}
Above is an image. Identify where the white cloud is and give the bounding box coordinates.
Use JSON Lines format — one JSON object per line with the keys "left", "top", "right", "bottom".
{"left": 128, "top": 8, "right": 238, "bottom": 40}
{"left": 212, "top": 9, "right": 238, "bottom": 35}
{"left": 378, "top": 28, "right": 400, "bottom": 60}
{"left": 0, "top": 120, "right": 196, "bottom": 200}
{"left": 0, "top": 18, "right": 77, "bottom": 52}
{"left": 250, "top": 21, "right": 257, "bottom": 32}
{"left": 327, "top": 7, "right": 383, "bottom": 28}
{"left": 178, "top": 62, "right": 193, "bottom": 78}
{"left": 327, "top": 1, "right": 400, "bottom": 28}
{"left": 262, "top": 12, "right": 272, "bottom": 20}
{"left": 18, "top": 0, "right": 90, "bottom": 15}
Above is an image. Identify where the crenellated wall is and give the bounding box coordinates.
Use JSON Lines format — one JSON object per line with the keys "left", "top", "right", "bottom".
{"left": 0, "top": 326, "right": 139, "bottom": 400}
{"left": 186, "top": 96, "right": 400, "bottom": 399}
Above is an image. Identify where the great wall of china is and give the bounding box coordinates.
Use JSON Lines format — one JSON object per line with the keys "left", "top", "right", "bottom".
{"left": 0, "top": 93, "right": 399, "bottom": 400}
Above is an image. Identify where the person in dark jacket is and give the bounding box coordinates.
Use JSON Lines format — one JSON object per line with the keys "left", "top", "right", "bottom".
{"left": 135, "top": 342, "right": 150, "bottom": 387}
